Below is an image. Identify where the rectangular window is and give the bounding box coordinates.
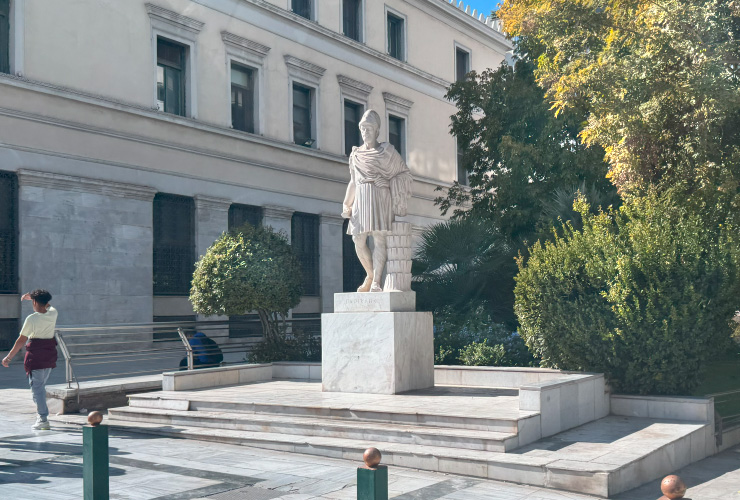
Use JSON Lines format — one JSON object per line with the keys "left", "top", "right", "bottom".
{"left": 388, "top": 115, "right": 405, "bottom": 157}
{"left": 456, "top": 47, "right": 470, "bottom": 82}
{"left": 293, "top": 83, "right": 314, "bottom": 148}
{"left": 457, "top": 142, "right": 469, "bottom": 186}
{"left": 0, "top": 171, "right": 17, "bottom": 294}
{"left": 153, "top": 193, "right": 195, "bottom": 296}
{"left": 156, "top": 37, "right": 186, "bottom": 116}
{"left": 0, "top": 0, "right": 9, "bottom": 74}
{"left": 343, "top": 0, "right": 361, "bottom": 42}
{"left": 344, "top": 100, "right": 363, "bottom": 156}
{"left": 291, "top": 213, "right": 320, "bottom": 296}
{"left": 387, "top": 12, "right": 405, "bottom": 61}
{"left": 228, "top": 204, "right": 262, "bottom": 231}
{"left": 231, "top": 64, "right": 256, "bottom": 134}
{"left": 292, "top": 0, "right": 312, "bottom": 20}
{"left": 292, "top": 312, "right": 321, "bottom": 337}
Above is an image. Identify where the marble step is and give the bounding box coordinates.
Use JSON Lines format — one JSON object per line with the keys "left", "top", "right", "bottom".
{"left": 104, "top": 415, "right": 710, "bottom": 498}
{"left": 126, "top": 393, "right": 533, "bottom": 434}
{"left": 108, "top": 406, "right": 520, "bottom": 452}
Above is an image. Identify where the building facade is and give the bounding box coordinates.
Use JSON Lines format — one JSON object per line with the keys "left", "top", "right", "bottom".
{"left": 0, "top": 0, "right": 510, "bottom": 345}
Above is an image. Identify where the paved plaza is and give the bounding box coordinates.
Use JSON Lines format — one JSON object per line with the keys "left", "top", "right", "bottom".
{"left": 0, "top": 387, "right": 739, "bottom": 499}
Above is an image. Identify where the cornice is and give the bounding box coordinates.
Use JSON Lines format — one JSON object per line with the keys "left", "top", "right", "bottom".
{"left": 263, "top": 205, "right": 296, "bottom": 219}
{"left": 413, "top": 0, "right": 511, "bottom": 50}
{"left": 221, "top": 31, "right": 271, "bottom": 58}
{"left": 194, "top": 194, "right": 231, "bottom": 211}
{"left": 383, "top": 92, "right": 414, "bottom": 115}
{"left": 192, "top": 0, "right": 453, "bottom": 91}
{"left": 319, "top": 212, "right": 345, "bottom": 226}
{"left": 284, "top": 55, "right": 327, "bottom": 81}
{"left": 337, "top": 75, "right": 373, "bottom": 103}
{"left": 17, "top": 169, "right": 156, "bottom": 201}
{"left": 146, "top": 3, "right": 205, "bottom": 34}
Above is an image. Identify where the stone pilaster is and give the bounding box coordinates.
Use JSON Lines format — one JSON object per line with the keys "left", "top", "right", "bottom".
{"left": 320, "top": 213, "right": 344, "bottom": 313}
{"left": 263, "top": 205, "right": 295, "bottom": 242}
{"left": 194, "top": 195, "right": 230, "bottom": 258}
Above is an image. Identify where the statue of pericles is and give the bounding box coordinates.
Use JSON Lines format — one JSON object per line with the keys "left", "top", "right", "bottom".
{"left": 342, "top": 109, "right": 413, "bottom": 292}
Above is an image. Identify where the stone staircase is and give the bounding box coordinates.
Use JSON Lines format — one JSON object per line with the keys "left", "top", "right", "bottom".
{"left": 105, "top": 381, "right": 716, "bottom": 497}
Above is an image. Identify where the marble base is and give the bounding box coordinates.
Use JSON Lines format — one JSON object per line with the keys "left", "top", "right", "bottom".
{"left": 322, "top": 308, "right": 434, "bottom": 395}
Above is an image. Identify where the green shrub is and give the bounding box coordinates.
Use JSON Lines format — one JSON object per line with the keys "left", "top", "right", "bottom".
{"left": 515, "top": 193, "right": 740, "bottom": 395}
{"left": 190, "top": 223, "right": 303, "bottom": 340}
{"left": 459, "top": 340, "right": 506, "bottom": 366}
{"left": 248, "top": 327, "right": 320, "bottom": 363}
{"left": 433, "top": 305, "right": 535, "bottom": 367}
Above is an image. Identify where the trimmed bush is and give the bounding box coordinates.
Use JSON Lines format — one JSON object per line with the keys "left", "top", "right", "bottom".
{"left": 190, "top": 223, "right": 303, "bottom": 340}
{"left": 459, "top": 340, "right": 506, "bottom": 366}
{"left": 515, "top": 193, "right": 740, "bottom": 395}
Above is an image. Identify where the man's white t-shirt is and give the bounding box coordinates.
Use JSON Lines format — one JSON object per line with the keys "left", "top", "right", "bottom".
{"left": 19, "top": 307, "right": 58, "bottom": 340}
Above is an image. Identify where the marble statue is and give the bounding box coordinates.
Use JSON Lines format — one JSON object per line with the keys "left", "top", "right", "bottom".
{"left": 342, "top": 109, "right": 413, "bottom": 292}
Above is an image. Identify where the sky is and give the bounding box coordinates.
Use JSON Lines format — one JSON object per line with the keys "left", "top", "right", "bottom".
{"left": 458, "top": 1, "right": 501, "bottom": 17}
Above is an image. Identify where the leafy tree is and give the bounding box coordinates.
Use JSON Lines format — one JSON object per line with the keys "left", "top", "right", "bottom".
{"left": 515, "top": 192, "right": 740, "bottom": 394}
{"left": 441, "top": 58, "right": 614, "bottom": 241}
{"left": 190, "top": 224, "right": 303, "bottom": 340}
{"left": 499, "top": 0, "right": 740, "bottom": 203}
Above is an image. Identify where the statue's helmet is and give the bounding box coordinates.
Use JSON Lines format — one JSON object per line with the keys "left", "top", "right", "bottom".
{"left": 359, "top": 109, "right": 381, "bottom": 130}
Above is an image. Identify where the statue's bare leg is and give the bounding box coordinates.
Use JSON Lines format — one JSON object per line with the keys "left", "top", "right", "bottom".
{"left": 370, "top": 232, "right": 387, "bottom": 292}
{"left": 353, "top": 233, "right": 374, "bottom": 292}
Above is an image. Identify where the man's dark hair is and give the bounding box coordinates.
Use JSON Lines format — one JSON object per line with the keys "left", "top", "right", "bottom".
{"left": 30, "top": 289, "right": 52, "bottom": 305}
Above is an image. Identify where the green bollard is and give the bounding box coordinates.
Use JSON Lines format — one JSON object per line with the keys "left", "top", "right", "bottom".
{"left": 83, "top": 411, "right": 109, "bottom": 500}
{"left": 357, "top": 448, "right": 388, "bottom": 500}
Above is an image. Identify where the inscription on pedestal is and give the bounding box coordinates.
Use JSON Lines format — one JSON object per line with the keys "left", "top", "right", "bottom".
{"left": 334, "top": 291, "right": 416, "bottom": 313}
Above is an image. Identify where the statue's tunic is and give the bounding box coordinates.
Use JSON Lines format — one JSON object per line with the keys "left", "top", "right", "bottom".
{"left": 344, "top": 143, "right": 412, "bottom": 236}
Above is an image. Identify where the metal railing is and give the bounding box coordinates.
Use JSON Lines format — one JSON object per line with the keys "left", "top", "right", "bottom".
{"left": 709, "top": 388, "right": 740, "bottom": 446}
{"left": 54, "top": 317, "right": 321, "bottom": 390}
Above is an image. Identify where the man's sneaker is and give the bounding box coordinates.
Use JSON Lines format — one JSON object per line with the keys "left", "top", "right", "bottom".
{"left": 32, "top": 418, "right": 51, "bottom": 431}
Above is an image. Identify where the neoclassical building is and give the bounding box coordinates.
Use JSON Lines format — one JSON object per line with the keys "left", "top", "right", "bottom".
{"left": 0, "top": 0, "right": 510, "bottom": 345}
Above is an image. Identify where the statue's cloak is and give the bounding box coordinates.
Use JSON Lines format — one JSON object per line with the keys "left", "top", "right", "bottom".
{"left": 345, "top": 143, "right": 412, "bottom": 235}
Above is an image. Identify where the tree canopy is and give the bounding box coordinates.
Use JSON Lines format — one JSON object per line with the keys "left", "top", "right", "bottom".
{"left": 500, "top": 0, "right": 740, "bottom": 201}
{"left": 441, "top": 58, "right": 614, "bottom": 241}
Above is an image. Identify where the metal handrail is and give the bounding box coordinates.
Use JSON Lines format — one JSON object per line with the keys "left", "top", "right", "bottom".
{"left": 54, "top": 317, "right": 321, "bottom": 391}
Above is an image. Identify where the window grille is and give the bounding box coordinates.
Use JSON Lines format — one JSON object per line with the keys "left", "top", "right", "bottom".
{"left": 291, "top": 213, "right": 320, "bottom": 296}
{"left": 157, "top": 37, "right": 186, "bottom": 116}
{"left": 153, "top": 193, "right": 195, "bottom": 296}
{"left": 344, "top": 100, "right": 363, "bottom": 156}
{"left": 0, "top": 318, "right": 18, "bottom": 350}
{"left": 293, "top": 84, "right": 313, "bottom": 147}
{"left": 0, "top": 0, "right": 9, "bottom": 74}
{"left": 231, "top": 64, "right": 256, "bottom": 133}
{"left": 153, "top": 315, "right": 196, "bottom": 342}
{"left": 387, "top": 13, "right": 404, "bottom": 61}
{"left": 0, "top": 170, "right": 17, "bottom": 294}
{"left": 343, "top": 220, "right": 366, "bottom": 292}
{"left": 292, "top": 0, "right": 312, "bottom": 20}
{"left": 456, "top": 48, "right": 470, "bottom": 82}
{"left": 229, "top": 204, "right": 262, "bottom": 231}
{"left": 388, "top": 115, "right": 405, "bottom": 156}
{"left": 343, "top": 0, "right": 361, "bottom": 42}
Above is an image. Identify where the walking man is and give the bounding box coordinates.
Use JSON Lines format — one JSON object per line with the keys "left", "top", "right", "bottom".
{"left": 2, "top": 289, "right": 58, "bottom": 430}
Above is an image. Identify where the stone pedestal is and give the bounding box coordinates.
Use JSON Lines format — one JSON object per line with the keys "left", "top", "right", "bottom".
{"left": 321, "top": 292, "right": 434, "bottom": 395}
